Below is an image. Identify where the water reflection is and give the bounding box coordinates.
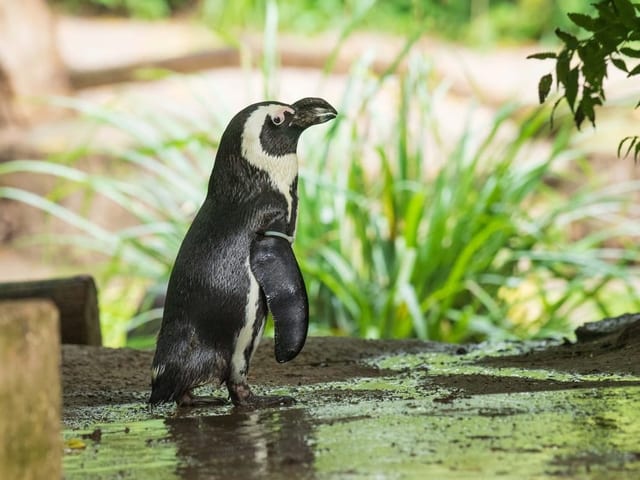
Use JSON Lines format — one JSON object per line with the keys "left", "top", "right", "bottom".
{"left": 165, "top": 408, "right": 315, "bottom": 479}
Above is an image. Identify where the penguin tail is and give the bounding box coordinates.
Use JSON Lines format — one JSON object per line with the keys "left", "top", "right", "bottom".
{"left": 148, "top": 351, "right": 222, "bottom": 406}
{"left": 148, "top": 383, "right": 171, "bottom": 406}
{"left": 148, "top": 363, "right": 182, "bottom": 406}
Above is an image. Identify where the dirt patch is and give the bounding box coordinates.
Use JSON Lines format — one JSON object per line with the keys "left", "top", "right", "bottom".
{"left": 62, "top": 317, "right": 640, "bottom": 412}
{"left": 62, "top": 337, "right": 454, "bottom": 410}
{"left": 429, "top": 373, "right": 640, "bottom": 397}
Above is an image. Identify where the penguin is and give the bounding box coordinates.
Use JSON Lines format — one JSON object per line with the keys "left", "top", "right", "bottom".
{"left": 149, "top": 97, "right": 337, "bottom": 407}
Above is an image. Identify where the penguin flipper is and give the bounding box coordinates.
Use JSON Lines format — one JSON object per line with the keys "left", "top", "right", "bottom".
{"left": 249, "top": 235, "right": 309, "bottom": 363}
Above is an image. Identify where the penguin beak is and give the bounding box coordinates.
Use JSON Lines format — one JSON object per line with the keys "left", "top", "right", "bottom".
{"left": 290, "top": 97, "right": 338, "bottom": 129}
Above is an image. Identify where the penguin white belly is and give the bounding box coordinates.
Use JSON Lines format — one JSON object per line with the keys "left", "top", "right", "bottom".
{"left": 230, "top": 258, "right": 263, "bottom": 383}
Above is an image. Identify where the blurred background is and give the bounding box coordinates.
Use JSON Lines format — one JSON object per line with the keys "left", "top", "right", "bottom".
{"left": 0, "top": 0, "right": 638, "bottom": 348}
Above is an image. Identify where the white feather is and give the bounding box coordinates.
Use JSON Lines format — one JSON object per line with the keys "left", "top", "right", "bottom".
{"left": 151, "top": 364, "right": 165, "bottom": 381}
{"left": 230, "top": 258, "right": 262, "bottom": 383}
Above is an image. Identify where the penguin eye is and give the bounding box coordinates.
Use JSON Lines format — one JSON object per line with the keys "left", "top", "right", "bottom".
{"left": 271, "top": 114, "right": 284, "bottom": 126}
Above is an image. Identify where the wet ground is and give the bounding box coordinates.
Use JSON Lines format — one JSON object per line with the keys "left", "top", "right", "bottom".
{"left": 62, "top": 315, "right": 640, "bottom": 479}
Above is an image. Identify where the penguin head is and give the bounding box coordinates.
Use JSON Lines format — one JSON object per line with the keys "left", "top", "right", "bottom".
{"left": 212, "top": 98, "right": 337, "bottom": 195}
{"left": 215, "top": 98, "right": 335, "bottom": 158}
{"left": 237, "top": 97, "right": 337, "bottom": 159}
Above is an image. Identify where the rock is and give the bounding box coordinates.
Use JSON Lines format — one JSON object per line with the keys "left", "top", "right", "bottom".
{"left": 575, "top": 313, "right": 640, "bottom": 342}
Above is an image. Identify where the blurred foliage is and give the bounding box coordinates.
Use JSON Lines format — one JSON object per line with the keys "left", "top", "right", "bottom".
{"left": 52, "top": 0, "right": 194, "bottom": 18}
{"left": 2, "top": 51, "right": 640, "bottom": 346}
{"left": 4, "top": 1, "right": 638, "bottom": 348}
{"left": 53, "top": 0, "right": 590, "bottom": 44}
{"left": 530, "top": 0, "right": 640, "bottom": 161}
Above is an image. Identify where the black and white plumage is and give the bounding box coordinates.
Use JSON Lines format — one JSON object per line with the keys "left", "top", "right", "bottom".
{"left": 149, "top": 97, "right": 337, "bottom": 407}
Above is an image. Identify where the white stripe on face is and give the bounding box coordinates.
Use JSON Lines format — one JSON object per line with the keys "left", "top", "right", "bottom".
{"left": 241, "top": 104, "right": 298, "bottom": 222}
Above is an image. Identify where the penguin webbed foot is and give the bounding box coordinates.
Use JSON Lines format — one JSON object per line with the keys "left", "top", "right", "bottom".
{"left": 176, "top": 390, "right": 227, "bottom": 408}
{"left": 229, "top": 383, "right": 295, "bottom": 409}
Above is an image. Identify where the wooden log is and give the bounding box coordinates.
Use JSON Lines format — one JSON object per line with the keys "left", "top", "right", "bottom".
{"left": 67, "top": 44, "right": 395, "bottom": 91}
{"left": 0, "top": 275, "right": 101, "bottom": 345}
{"left": 69, "top": 48, "right": 241, "bottom": 89}
{"left": 0, "top": 299, "right": 61, "bottom": 480}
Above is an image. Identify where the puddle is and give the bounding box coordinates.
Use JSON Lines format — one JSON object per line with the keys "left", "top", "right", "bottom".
{"left": 63, "top": 348, "right": 640, "bottom": 479}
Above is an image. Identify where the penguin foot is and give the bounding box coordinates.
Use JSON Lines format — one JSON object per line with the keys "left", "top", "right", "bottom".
{"left": 177, "top": 391, "right": 227, "bottom": 408}
{"left": 229, "top": 383, "right": 295, "bottom": 408}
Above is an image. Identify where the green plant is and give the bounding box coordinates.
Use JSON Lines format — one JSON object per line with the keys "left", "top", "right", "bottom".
{"left": 295, "top": 53, "right": 640, "bottom": 342}
{"left": 530, "top": 0, "right": 640, "bottom": 160}
{"left": 52, "top": 0, "right": 193, "bottom": 19}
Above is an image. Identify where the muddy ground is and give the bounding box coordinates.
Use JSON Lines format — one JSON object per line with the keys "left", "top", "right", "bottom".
{"left": 63, "top": 314, "right": 640, "bottom": 410}
{"left": 62, "top": 314, "right": 640, "bottom": 479}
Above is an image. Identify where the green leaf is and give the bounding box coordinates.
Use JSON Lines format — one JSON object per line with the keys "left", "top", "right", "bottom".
{"left": 611, "top": 57, "right": 628, "bottom": 72}
{"left": 574, "top": 103, "right": 585, "bottom": 129}
{"left": 527, "top": 52, "right": 557, "bottom": 60}
{"left": 550, "top": 97, "right": 563, "bottom": 129}
{"left": 613, "top": 0, "right": 637, "bottom": 20}
{"left": 568, "top": 12, "right": 598, "bottom": 31}
{"left": 596, "top": 28, "right": 627, "bottom": 52}
{"left": 555, "top": 49, "right": 571, "bottom": 87}
{"left": 617, "top": 135, "right": 638, "bottom": 158}
{"left": 578, "top": 43, "right": 607, "bottom": 86}
{"left": 564, "top": 67, "right": 580, "bottom": 111}
{"left": 580, "top": 91, "right": 597, "bottom": 127}
{"left": 627, "top": 62, "right": 640, "bottom": 76}
{"left": 555, "top": 29, "right": 579, "bottom": 49}
{"left": 620, "top": 47, "right": 640, "bottom": 58}
{"left": 537, "top": 73, "right": 553, "bottom": 103}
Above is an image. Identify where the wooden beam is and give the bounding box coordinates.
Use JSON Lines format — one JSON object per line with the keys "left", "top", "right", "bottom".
{"left": 0, "top": 275, "right": 101, "bottom": 345}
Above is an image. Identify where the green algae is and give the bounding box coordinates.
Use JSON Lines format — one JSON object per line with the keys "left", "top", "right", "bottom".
{"left": 64, "top": 418, "right": 178, "bottom": 480}
{"left": 373, "top": 349, "right": 640, "bottom": 383}
{"left": 311, "top": 387, "right": 640, "bottom": 479}
{"left": 63, "top": 402, "right": 168, "bottom": 430}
